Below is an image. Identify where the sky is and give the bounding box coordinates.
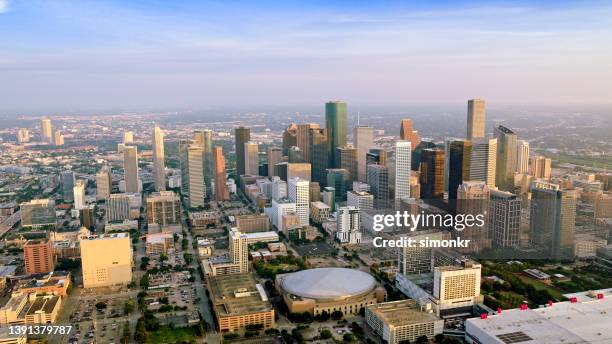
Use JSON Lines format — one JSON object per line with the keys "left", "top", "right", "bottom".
{"left": 1, "top": 0, "right": 612, "bottom": 112}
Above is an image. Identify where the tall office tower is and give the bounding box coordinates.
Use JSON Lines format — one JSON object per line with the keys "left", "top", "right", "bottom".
{"left": 336, "top": 206, "right": 361, "bottom": 244}
{"left": 488, "top": 189, "right": 521, "bottom": 248}
{"left": 152, "top": 126, "right": 166, "bottom": 191}
{"left": 288, "top": 146, "right": 305, "bottom": 163}
{"left": 326, "top": 169, "right": 350, "bottom": 202}
{"left": 80, "top": 233, "right": 132, "bottom": 288}
{"left": 297, "top": 123, "right": 320, "bottom": 161}
{"left": 17, "top": 128, "right": 30, "bottom": 143}
{"left": 61, "top": 170, "right": 75, "bottom": 201}
{"left": 447, "top": 140, "right": 471, "bottom": 200}
{"left": 456, "top": 181, "right": 490, "bottom": 253}
{"left": 399, "top": 119, "right": 420, "bottom": 151}
{"left": 53, "top": 130, "right": 64, "bottom": 146}
{"left": 194, "top": 130, "right": 214, "bottom": 187}
{"left": 41, "top": 118, "right": 52, "bottom": 143}
{"left": 73, "top": 180, "right": 86, "bottom": 210}
{"left": 123, "top": 145, "right": 139, "bottom": 193}
{"left": 309, "top": 182, "right": 320, "bottom": 202}
{"left": 494, "top": 125, "right": 518, "bottom": 191}
{"left": 325, "top": 101, "right": 348, "bottom": 168}
{"left": 229, "top": 228, "right": 249, "bottom": 273}
{"left": 178, "top": 139, "right": 190, "bottom": 195}
{"left": 412, "top": 141, "right": 436, "bottom": 171}
{"left": 466, "top": 99, "right": 486, "bottom": 140}
{"left": 397, "top": 231, "right": 447, "bottom": 275}
{"left": 267, "top": 147, "right": 282, "bottom": 177}
{"left": 353, "top": 125, "right": 374, "bottom": 182}
{"left": 367, "top": 164, "right": 390, "bottom": 209}
{"left": 469, "top": 138, "right": 497, "bottom": 188}
{"left": 146, "top": 191, "right": 181, "bottom": 230}
{"left": 187, "top": 145, "right": 206, "bottom": 208}
{"left": 309, "top": 127, "right": 328, "bottom": 185}
{"left": 337, "top": 145, "right": 358, "bottom": 182}
{"left": 20, "top": 199, "right": 56, "bottom": 229}
{"left": 288, "top": 177, "right": 310, "bottom": 226}
{"left": 96, "top": 166, "right": 112, "bottom": 200}
{"left": 420, "top": 149, "right": 445, "bottom": 199}
{"left": 367, "top": 148, "right": 388, "bottom": 166}
{"left": 244, "top": 142, "right": 259, "bottom": 176}
{"left": 213, "top": 146, "right": 230, "bottom": 201}
{"left": 347, "top": 190, "right": 374, "bottom": 211}
{"left": 123, "top": 131, "right": 134, "bottom": 144}
{"left": 394, "top": 141, "right": 412, "bottom": 209}
{"left": 433, "top": 262, "right": 482, "bottom": 312}
{"left": 530, "top": 156, "right": 551, "bottom": 179}
{"left": 516, "top": 140, "right": 530, "bottom": 174}
{"left": 321, "top": 187, "right": 336, "bottom": 212}
{"left": 282, "top": 123, "right": 298, "bottom": 155}
{"left": 530, "top": 181, "right": 577, "bottom": 259}
{"left": 235, "top": 127, "right": 251, "bottom": 178}
{"left": 106, "top": 193, "right": 131, "bottom": 222}
{"left": 24, "top": 239, "right": 55, "bottom": 274}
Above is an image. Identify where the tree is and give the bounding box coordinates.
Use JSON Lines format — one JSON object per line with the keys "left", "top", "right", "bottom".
{"left": 320, "top": 329, "right": 332, "bottom": 339}
{"left": 95, "top": 301, "right": 107, "bottom": 310}
{"left": 121, "top": 321, "right": 131, "bottom": 344}
{"left": 331, "top": 310, "right": 343, "bottom": 320}
{"left": 134, "top": 317, "right": 148, "bottom": 343}
{"left": 343, "top": 333, "right": 356, "bottom": 342}
{"left": 416, "top": 335, "right": 429, "bottom": 343}
{"left": 140, "top": 274, "right": 150, "bottom": 289}
{"left": 123, "top": 299, "right": 135, "bottom": 315}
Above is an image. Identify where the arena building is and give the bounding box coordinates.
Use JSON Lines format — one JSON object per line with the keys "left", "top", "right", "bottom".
{"left": 276, "top": 268, "right": 385, "bottom": 316}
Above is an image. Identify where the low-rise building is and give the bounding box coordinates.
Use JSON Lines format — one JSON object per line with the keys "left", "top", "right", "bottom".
{"left": 365, "top": 300, "right": 443, "bottom": 344}
{"left": 0, "top": 292, "right": 62, "bottom": 326}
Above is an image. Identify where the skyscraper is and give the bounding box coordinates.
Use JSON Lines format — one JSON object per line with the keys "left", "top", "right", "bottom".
{"left": 367, "top": 148, "right": 388, "bottom": 166}
{"left": 73, "top": 180, "right": 86, "bottom": 210}
{"left": 187, "top": 145, "right": 206, "bottom": 208}
{"left": 326, "top": 169, "right": 350, "bottom": 202}
{"left": 488, "top": 189, "right": 521, "bottom": 248}
{"left": 287, "top": 146, "right": 305, "bottom": 163}
{"left": 367, "top": 164, "right": 390, "bottom": 209}
{"left": 96, "top": 166, "right": 112, "bottom": 200}
{"left": 267, "top": 146, "right": 282, "bottom": 177}
{"left": 353, "top": 125, "right": 374, "bottom": 182}
{"left": 123, "top": 146, "right": 139, "bottom": 193}
{"left": 469, "top": 138, "right": 497, "bottom": 188}
{"left": 41, "top": 118, "right": 52, "bottom": 143}
{"left": 152, "top": 126, "right": 166, "bottom": 191}
{"left": 282, "top": 124, "right": 298, "bottom": 155}
{"left": 309, "top": 127, "right": 328, "bottom": 185}
{"left": 456, "top": 181, "right": 490, "bottom": 253}
{"left": 466, "top": 99, "right": 485, "bottom": 140}
{"left": 399, "top": 119, "right": 420, "bottom": 151}
{"left": 24, "top": 239, "right": 55, "bottom": 274}
{"left": 123, "top": 131, "right": 134, "bottom": 144}
{"left": 336, "top": 145, "right": 358, "bottom": 182}
{"left": 146, "top": 191, "right": 181, "bottom": 230}
{"left": 494, "top": 125, "right": 517, "bottom": 192}
{"left": 61, "top": 170, "right": 75, "bottom": 201}
{"left": 53, "top": 130, "right": 64, "bottom": 146}
{"left": 288, "top": 177, "right": 310, "bottom": 226}
{"left": 516, "top": 140, "right": 530, "bottom": 174}
{"left": 213, "top": 146, "right": 230, "bottom": 201}
{"left": 229, "top": 228, "right": 249, "bottom": 273}
{"left": 325, "top": 101, "right": 348, "bottom": 168}
{"left": 106, "top": 193, "right": 132, "bottom": 222}
{"left": 235, "top": 127, "right": 250, "bottom": 178}
{"left": 244, "top": 141, "right": 259, "bottom": 176}
{"left": 447, "top": 140, "right": 471, "bottom": 200}
{"left": 297, "top": 123, "right": 319, "bottom": 162}
{"left": 194, "top": 130, "right": 214, "bottom": 187}
{"left": 179, "top": 139, "right": 190, "bottom": 196}
{"left": 394, "top": 141, "right": 412, "bottom": 209}
{"left": 420, "top": 149, "right": 445, "bottom": 199}
{"left": 530, "top": 156, "right": 551, "bottom": 179}
{"left": 17, "top": 128, "right": 30, "bottom": 143}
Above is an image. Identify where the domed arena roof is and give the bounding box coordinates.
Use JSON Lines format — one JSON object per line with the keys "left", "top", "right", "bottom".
{"left": 280, "top": 268, "right": 376, "bottom": 301}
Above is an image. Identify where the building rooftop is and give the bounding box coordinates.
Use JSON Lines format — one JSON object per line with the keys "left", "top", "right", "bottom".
{"left": 367, "top": 300, "right": 440, "bottom": 327}
{"left": 208, "top": 273, "right": 272, "bottom": 317}
{"left": 281, "top": 268, "right": 376, "bottom": 301}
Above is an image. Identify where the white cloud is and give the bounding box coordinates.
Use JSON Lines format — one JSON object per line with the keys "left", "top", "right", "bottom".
{"left": 0, "top": 0, "right": 9, "bottom": 14}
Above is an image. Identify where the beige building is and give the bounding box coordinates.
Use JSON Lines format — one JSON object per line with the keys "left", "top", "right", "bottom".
{"left": 80, "top": 233, "right": 132, "bottom": 288}
{"left": 365, "top": 300, "right": 443, "bottom": 344}
{"left": 123, "top": 145, "right": 139, "bottom": 193}
{"left": 235, "top": 214, "right": 270, "bottom": 233}
{"left": 466, "top": 99, "right": 485, "bottom": 140}
{"left": 530, "top": 156, "right": 552, "bottom": 179}
{"left": 0, "top": 292, "right": 62, "bottom": 326}
{"left": 146, "top": 232, "right": 174, "bottom": 255}
{"left": 96, "top": 166, "right": 112, "bottom": 200}
{"left": 310, "top": 201, "right": 331, "bottom": 224}
{"left": 146, "top": 191, "right": 181, "bottom": 232}
{"left": 433, "top": 261, "right": 482, "bottom": 312}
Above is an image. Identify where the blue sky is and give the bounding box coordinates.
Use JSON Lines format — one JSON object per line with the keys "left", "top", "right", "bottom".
{"left": 1, "top": 0, "right": 611, "bottom": 111}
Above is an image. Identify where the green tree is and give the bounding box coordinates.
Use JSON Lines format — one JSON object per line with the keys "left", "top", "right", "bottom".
{"left": 320, "top": 329, "right": 332, "bottom": 339}
{"left": 124, "top": 299, "right": 135, "bottom": 315}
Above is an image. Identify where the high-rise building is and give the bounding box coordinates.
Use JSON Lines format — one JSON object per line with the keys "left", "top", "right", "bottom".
{"left": 494, "top": 125, "right": 518, "bottom": 191}
{"left": 466, "top": 99, "right": 485, "bottom": 140}
{"left": 309, "top": 127, "right": 328, "bottom": 185}
{"left": 412, "top": 141, "right": 436, "bottom": 171}
{"left": 41, "top": 118, "right": 52, "bottom": 143}
{"left": 530, "top": 156, "right": 551, "bottom": 179}
{"left": 275, "top": 162, "right": 311, "bottom": 182}
{"left": 309, "top": 182, "right": 320, "bottom": 202}
{"left": 325, "top": 101, "right": 348, "bottom": 168}
{"left": 146, "top": 191, "right": 181, "bottom": 230}
{"left": 394, "top": 141, "right": 411, "bottom": 209}
{"left": 469, "top": 138, "right": 497, "bottom": 188}
{"left": 367, "top": 148, "right": 388, "bottom": 166}
{"left": 53, "top": 130, "right": 64, "bottom": 146}
{"left": 488, "top": 189, "right": 521, "bottom": 248}
{"left": 347, "top": 191, "right": 374, "bottom": 211}
{"left": 282, "top": 124, "right": 298, "bottom": 155}
{"left": 287, "top": 146, "right": 305, "bottom": 163}
{"left": 194, "top": 130, "right": 214, "bottom": 187}
{"left": 235, "top": 127, "right": 250, "bottom": 178}
{"left": 73, "top": 180, "right": 86, "bottom": 210}
{"left": 123, "top": 131, "right": 134, "bottom": 144}
{"left": 17, "top": 128, "right": 30, "bottom": 143}
{"left": 326, "top": 169, "right": 350, "bottom": 202}
{"left": 336, "top": 206, "right": 361, "bottom": 244}
{"left": 433, "top": 262, "right": 482, "bottom": 312}
{"left": 20, "top": 199, "right": 55, "bottom": 229}
{"left": 530, "top": 181, "right": 577, "bottom": 259}
{"left": 106, "top": 193, "right": 132, "bottom": 222}
{"left": 322, "top": 187, "right": 336, "bottom": 212}
{"left": 516, "top": 140, "right": 530, "bottom": 174}
{"left": 179, "top": 139, "right": 190, "bottom": 196}
{"left": 456, "top": 181, "right": 490, "bottom": 253}
{"left": 367, "top": 164, "right": 390, "bottom": 209}
{"left": 80, "top": 233, "right": 132, "bottom": 288}
{"left": 336, "top": 145, "right": 358, "bottom": 181}
{"left": 447, "top": 140, "right": 471, "bottom": 200}
{"left": 187, "top": 145, "right": 206, "bottom": 208}
{"left": 152, "top": 126, "right": 166, "bottom": 191}
{"left": 420, "top": 149, "right": 445, "bottom": 199}
{"left": 229, "top": 228, "right": 249, "bottom": 273}
{"left": 96, "top": 166, "right": 112, "bottom": 200}
{"left": 60, "top": 170, "right": 75, "bottom": 201}
{"left": 213, "top": 146, "right": 230, "bottom": 201}
{"left": 399, "top": 119, "right": 420, "bottom": 151}
{"left": 244, "top": 141, "right": 259, "bottom": 176}
{"left": 24, "top": 239, "right": 55, "bottom": 274}
{"left": 123, "top": 146, "right": 139, "bottom": 193}
{"left": 353, "top": 125, "right": 374, "bottom": 182}
{"left": 288, "top": 177, "right": 310, "bottom": 226}
{"left": 267, "top": 147, "right": 282, "bottom": 177}
{"left": 297, "top": 123, "right": 319, "bottom": 162}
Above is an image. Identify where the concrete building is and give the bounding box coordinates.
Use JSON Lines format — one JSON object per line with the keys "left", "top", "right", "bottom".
{"left": 347, "top": 191, "right": 374, "bottom": 211}
{"left": 495, "top": 125, "right": 518, "bottom": 191}
{"left": 354, "top": 125, "right": 374, "bottom": 182}
{"left": 17, "top": 128, "right": 30, "bottom": 143}
{"left": 123, "top": 131, "right": 133, "bottom": 144}
{"left": 152, "top": 126, "right": 166, "bottom": 191}
{"left": 0, "top": 292, "right": 62, "bottom": 326}
{"left": 469, "top": 138, "right": 497, "bottom": 188}
{"left": 267, "top": 146, "right": 282, "bottom": 177}
{"left": 235, "top": 214, "right": 270, "bottom": 233}
{"left": 20, "top": 199, "right": 55, "bottom": 229}
{"left": 187, "top": 145, "right": 206, "bottom": 207}
{"left": 24, "top": 239, "right": 55, "bottom": 274}
{"left": 123, "top": 145, "right": 139, "bottom": 193}
{"left": 282, "top": 123, "right": 298, "bottom": 155}
{"left": 433, "top": 262, "right": 482, "bottom": 314}
{"left": 365, "top": 300, "right": 443, "bottom": 344}
{"left": 516, "top": 140, "right": 530, "bottom": 174}
{"left": 73, "top": 180, "right": 86, "bottom": 210}
{"left": 288, "top": 178, "right": 309, "bottom": 226}
{"left": 337, "top": 145, "right": 358, "bottom": 182}
{"left": 213, "top": 146, "right": 230, "bottom": 201}
{"left": 488, "top": 189, "right": 521, "bottom": 248}
{"left": 394, "top": 140, "right": 412, "bottom": 208}
{"left": 53, "top": 131, "right": 64, "bottom": 146}
{"left": 336, "top": 206, "right": 361, "bottom": 244}
{"left": 60, "top": 170, "right": 75, "bottom": 202}
{"left": 229, "top": 228, "right": 249, "bottom": 274}
{"left": 310, "top": 201, "right": 331, "bottom": 224}
{"left": 41, "top": 118, "right": 52, "bottom": 143}
{"left": 244, "top": 141, "right": 259, "bottom": 176}
{"left": 466, "top": 99, "right": 485, "bottom": 140}
{"left": 146, "top": 191, "right": 181, "bottom": 232}
{"left": 367, "top": 164, "right": 389, "bottom": 209}
{"left": 531, "top": 156, "right": 552, "bottom": 179}
{"left": 267, "top": 198, "right": 297, "bottom": 230}
{"left": 145, "top": 232, "right": 174, "bottom": 255}
{"left": 80, "top": 233, "right": 132, "bottom": 288}
{"left": 96, "top": 166, "right": 112, "bottom": 200}
{"left": 297, "top": 123, "right": 320, "bottom": 162}
{"left": 106, "top": 193, "right": 139, "bottom": 222}
{"left": 399, "top": 119, "right": 420, "bottom": 152}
